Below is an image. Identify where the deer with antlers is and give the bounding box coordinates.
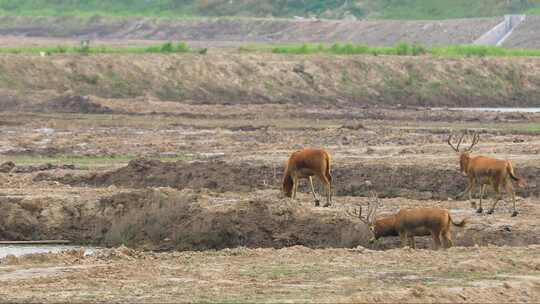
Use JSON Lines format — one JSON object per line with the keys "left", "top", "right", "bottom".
{"left": 348, "top": 193, "right": 466, "bottom": 249}
{"left": 448, "top": 133, "right": 525, "bottom": 217}
{"left": 282, "top": 148, "right": 333, "bottom": 207}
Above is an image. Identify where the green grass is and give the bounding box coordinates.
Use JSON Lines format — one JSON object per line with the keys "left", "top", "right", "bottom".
{"left": 0, "top": 41, "right": 192, "bottom": 55}
{"left": 241, "top": 43, "right": 540, "bottom": 57}
{"left": 0, "top": 0, "right": 539, "bottom": 19}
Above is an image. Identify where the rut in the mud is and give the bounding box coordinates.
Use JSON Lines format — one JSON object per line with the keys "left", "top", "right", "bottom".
{"left": 35, "top": 158, "right": 537, "bottom": 200}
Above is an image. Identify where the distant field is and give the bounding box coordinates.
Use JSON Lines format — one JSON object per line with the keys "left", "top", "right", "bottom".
{"left": 0, "top": 0, "right": 539, "bottom": 19}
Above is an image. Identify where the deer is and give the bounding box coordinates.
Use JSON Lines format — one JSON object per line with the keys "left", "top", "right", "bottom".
{"left": 348, "top": 192, "right": 466, "bottom": 250}
{"left": 447, "top": 133, "right": 526, "bottom": 217}
{"left": 282, "top": 148, "right": 333, "bottom": 207}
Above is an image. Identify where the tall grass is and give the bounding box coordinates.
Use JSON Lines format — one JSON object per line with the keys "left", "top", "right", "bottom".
{"left": 0, "top": 41, "right": 192, "bottom": 54}
{"left": 242, "top": 43, "right": 540, "bottom": 57}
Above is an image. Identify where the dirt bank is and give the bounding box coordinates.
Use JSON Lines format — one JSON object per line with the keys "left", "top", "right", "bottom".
{"left": 2, "top": 183, "right": 539, "bottom": 251}
{"left": 0, "top": 16, "right": 500, "bottom": 47}
{"left": 35, "top": 158, "right": 537, "bottom": 200}
{"left": 0, "top": 187, "right": 369, "bottom": 250}
{"left": 1, "top": 54, "right": 540, "bottom": 107}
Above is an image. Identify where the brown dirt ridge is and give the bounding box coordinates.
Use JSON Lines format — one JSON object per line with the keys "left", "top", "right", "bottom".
{"left": 1, "top": 54, "right": 540, "bottom": 108}
{"left": 35, "top": 158, "right": 537, "bottom": 200}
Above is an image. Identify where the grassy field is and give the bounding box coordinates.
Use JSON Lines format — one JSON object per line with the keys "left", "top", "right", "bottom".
{"left": 241, "top": 43, "right": 540, "bottom": 57}
{"left": 0, "top": 0, "right": 539, "bottom": 19}
{"left": 6, "top": 42, "right": 540, "bottom": 57}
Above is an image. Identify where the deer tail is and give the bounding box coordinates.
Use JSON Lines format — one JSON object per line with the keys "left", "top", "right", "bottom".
{"left": 506, "top": 161, "right": 525, "bottom": 187}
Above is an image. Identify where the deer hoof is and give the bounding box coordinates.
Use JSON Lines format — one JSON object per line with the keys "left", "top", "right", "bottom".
{"left": 323, "top": 203, "right": 331, "bottom": 208}
{"left": 487, "top": 209, "right": 494, "bottom": 215}
{"left": 511, "top": 211, "right": 519, "bottom": 217}
{"left": 314, "top": 200, "right": 320, "bottom": 207}
{"left": 476, "top": 207, "right": 483, "bottom": 214}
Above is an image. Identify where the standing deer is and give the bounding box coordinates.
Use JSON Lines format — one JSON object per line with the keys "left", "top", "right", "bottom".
{"left": 348, "top": 193, "right": 466, "bottom": 249}
{"left": 282, "top": 148, "right": 333, "bottom": 207}
{"left": 448, "top": 133, "right": 526, "bottom": 216}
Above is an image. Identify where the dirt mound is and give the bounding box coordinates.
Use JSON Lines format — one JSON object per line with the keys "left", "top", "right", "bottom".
{"left": 0, "top": 162, "right": 76, "bottom": 173}
{"left": 34, "top": 95, "right": 113, "bottom": 114}
{"left": 35, "top": 158, "right": 276, "bottom": 192}
{"left": 0, "top": 188, "right": 369, "bottom": 250}
{"left": 35, "top": 158, "right": 538, "bottom": 200}
{"left": 0, "top": 161, "right": 15, "bottom": 173}
{"left": 3, "top": 187, "right": 540, "bottom": 251}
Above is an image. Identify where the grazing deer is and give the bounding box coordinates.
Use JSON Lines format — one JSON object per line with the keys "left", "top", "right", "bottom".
{"left": 348, "top": 193, "right": 466, "bottom": 249}
{"left": 448, "top": 133, "right": 525, "bottom": 217}
{"left": 283, "top": 148, "right": 333, "bottom": 207}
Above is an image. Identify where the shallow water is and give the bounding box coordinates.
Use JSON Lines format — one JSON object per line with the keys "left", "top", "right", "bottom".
{"left": 436, "top": 107, "right": 540, "bottom": 113}
{"left": 0, "top": 245, "right": 97, "bottom": 258}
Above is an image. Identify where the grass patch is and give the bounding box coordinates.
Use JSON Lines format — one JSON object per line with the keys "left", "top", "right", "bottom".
{"left": 0, "top": 41, "right": 192, "bottom": 55}
{"left": 241, "top": 43, "right": 540, "bottom": 58}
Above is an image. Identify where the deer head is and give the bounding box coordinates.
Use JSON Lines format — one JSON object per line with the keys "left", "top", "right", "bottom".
{"left": 447, "top": 133, "right": 480, "bottom": 176}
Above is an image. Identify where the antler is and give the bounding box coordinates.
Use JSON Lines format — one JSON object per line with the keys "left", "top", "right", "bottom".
{"left": 366, "top": 191, "right": 381, "bottom": 225}
{"left": 346, "top": 191, "right": 381, "bottom": 225}
{"left": 345, "top": 206, "right": 368, "bottom": 224}
{"left": 447, "top": 133, "right": 465, "bottom": 152}
{"left": 464, "top": 132, "right": 480, "bottom": 152}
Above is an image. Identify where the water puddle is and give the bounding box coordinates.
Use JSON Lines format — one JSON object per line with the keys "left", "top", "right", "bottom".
{"left": 0, "top": 245, "right": 96, "bottom": 258}
{"left": 433, "top": 107, "right": 540, "bottom": 113}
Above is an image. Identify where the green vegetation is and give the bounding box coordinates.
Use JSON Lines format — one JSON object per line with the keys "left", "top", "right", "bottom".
{"left": 0, "top": 0, "right": 539, "bottom": 19}
{"left": 0, "top": 41, "right": 192, "bottom": 55}
{"left": 241, "top": 43, "right": 540, "bottom": 57}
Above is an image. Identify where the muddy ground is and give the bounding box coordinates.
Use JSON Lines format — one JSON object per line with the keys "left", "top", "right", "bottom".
{"left": 1, "top": 54, "right": 540, "bottom": 301}
{"left": 1, "top": 101, "right": 540, "bottom": 250}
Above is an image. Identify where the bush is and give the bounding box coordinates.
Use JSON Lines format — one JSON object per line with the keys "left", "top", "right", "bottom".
{"left": 396, "top": 42, "right": 411, "bottom": 56}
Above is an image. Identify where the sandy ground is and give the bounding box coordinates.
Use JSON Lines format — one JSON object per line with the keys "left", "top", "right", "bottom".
{"left": 1, "top": 245, "right": 540, "bottom": 302}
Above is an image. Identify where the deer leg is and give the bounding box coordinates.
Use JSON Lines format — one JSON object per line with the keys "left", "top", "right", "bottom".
{"left": 478, "top": 184, "right": 486, "bottom": 214}
{"left": 308, "top": 176, "right": 320, "bottom": 206}
{"left": 431, "top": 231, "right": 441, "bottom": 250}
{"left": 408, "top": 236, "right": 416, "bottom": 249}
{"left": 326, "top": 170, "right": 333, "bottom": 206}
{"left": 318, "top": 173, "right": 332, "bottom": 207}
{"left": 505, "top": 181, "right": 518, "bottom": 217}
{"left": 487, "top": 183, "right": 502, "bottom": 215}
{"left": 400, "top": 232, "right": 409, "bottom": 248}
{"left": 443, "top": 229, "right": 453, "bottom": 249}
{"left": 292, "top": 177, "right": 299, "bottom": 200}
